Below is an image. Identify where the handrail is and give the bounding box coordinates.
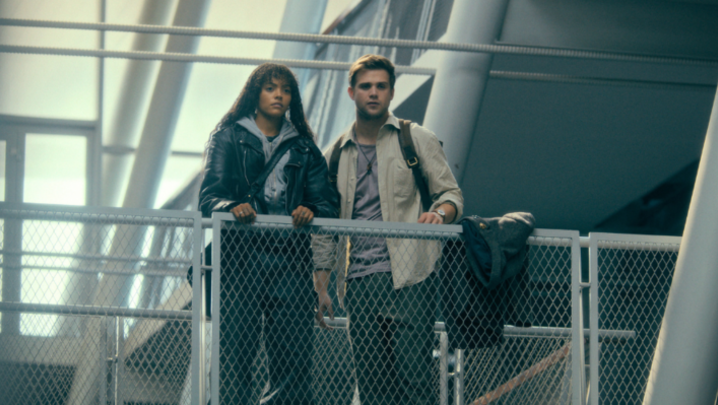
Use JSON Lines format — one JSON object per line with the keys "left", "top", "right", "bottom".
{"left": 1, "top": 18, "right": 716, "bottom": 67}
{"left": 323, "top": 318, "right": 636, "bottom": 342}
{"left": 0, "top": 302, "right": 192, "bottom": 320}
{"left": 0, "top": 203, "right": 197, "bottom": 226}
{"left": 0, "top": 249, "right": 191, "bottom": 265}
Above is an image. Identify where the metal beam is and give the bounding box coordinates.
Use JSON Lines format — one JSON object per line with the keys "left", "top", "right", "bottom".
{"left": 66, "top": 2, "right": 211, "bottom": 403}
{"left": 273, "top": 0, "right": 328, "bottom": 89}
{"left": 643, "top": 87, "right": 718, "bottom": 404}
{"left": 422, "top": 0, "right": 510, "bottom": 183}
{"left": 121, "top": 0, "right": 210, "bottom": 210}
{"left": 101, "top": 0, "right": 174, "bottom": 208}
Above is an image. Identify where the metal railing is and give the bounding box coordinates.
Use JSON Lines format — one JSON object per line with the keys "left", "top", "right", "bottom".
{"left": 0, "top": 204, "right": 681, "bottom": 404}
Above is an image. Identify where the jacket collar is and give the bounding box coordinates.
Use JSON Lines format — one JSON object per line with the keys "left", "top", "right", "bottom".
{"left": 337, "top": 112, "right": 400, "bottom": 149}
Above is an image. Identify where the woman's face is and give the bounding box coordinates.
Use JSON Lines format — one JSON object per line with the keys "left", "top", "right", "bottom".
{"left": 257, "top": 77, "right": 292, "bottom": 120}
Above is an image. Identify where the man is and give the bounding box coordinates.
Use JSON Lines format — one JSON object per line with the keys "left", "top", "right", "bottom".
{"left": 313, "top": 54, "right": 463, "bottom": 405}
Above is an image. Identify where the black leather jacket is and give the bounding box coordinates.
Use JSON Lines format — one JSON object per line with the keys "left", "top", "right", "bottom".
{"left": 199, "top": 123, "right": 339, "bottom": 219}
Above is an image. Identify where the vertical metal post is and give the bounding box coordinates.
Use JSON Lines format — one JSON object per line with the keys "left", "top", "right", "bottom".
{"left": 422, "top": 0, "right": 510, "bottom": 183}
{"left": 454, "top": 349, "right": 464, "bottom": 405}
{"left": 588, "top": 235, "right": 600, "bottom": 405}
{"left": 571, "top": 232, "right": 586, "bottom": 405}
{"left": 92, "top": 0, "right": 105, "bottom": 207}
{"left": 1, "top": 131, "right": 22, "bottom": 334}
{"left": 440, "top": 332, "right": 449, "bottom": 405}
{"left": 643, "top": 89, "right": 718, "bottom": 404}
{"left": 191, "top": 212, "right": 206, "bottom": 405}
{"left": 2, "top": 218, "right": 21, "bottom": 334}
{"left": 100, "top": 317, "right": 110, "bottom": 405}
{"left": 58, "top": 0, "right": 105, "bottom": 330}
{"left": 211, "top": 215, "right": 222, "bottom": 404}
{"left": 115, "top": 317, "right": 126, "bottom": 405}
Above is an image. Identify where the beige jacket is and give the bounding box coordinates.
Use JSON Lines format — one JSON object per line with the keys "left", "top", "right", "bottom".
{"left": 313, "top": 113, "right": 463, "bottom": 303}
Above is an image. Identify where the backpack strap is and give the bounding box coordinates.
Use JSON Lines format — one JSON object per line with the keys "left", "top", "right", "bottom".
{"left": 242, "top": 136, "right": 302, "bottom": 205}
{"left": 329, "top": 122, "right": 433, "bottom": 211}
{"left": 328, "top": 135, "right": 343, "bottom": 185}
{"left": 398, "top": 119, "right": 433, "bottom": 212}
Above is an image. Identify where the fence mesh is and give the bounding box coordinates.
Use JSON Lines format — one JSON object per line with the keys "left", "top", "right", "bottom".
{"left": 461, "top": 236, "right": 574, "bottom": 405}
{"left": 213, "top": 220, "right": 578, "bottom": 405}
{"left": 0, "top": 207, "right": 197, "bottom": 405}
{"left": 596, "top": 238, "right": 679, "bottom": 405}
{"left": 1, "top": 205, "right": 685, "bottom": 404}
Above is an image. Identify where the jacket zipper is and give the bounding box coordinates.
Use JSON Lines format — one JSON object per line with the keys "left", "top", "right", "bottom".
{"left": 243, "top": 148, "right": 251, "bottom": 187}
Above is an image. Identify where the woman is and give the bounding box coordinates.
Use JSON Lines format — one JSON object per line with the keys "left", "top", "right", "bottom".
{"left": 199, "top": 63, "right": 338, "bottom": 404}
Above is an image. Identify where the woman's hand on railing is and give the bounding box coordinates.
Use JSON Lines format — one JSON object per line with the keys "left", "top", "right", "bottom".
{"left": 292, "top": 205, "right": 314, "bottom": 228}
{"left": 231, "top": 203, "right": 257, "bottom": 224}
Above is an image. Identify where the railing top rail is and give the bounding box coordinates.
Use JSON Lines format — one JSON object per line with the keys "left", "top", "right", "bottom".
{"left": 211, "top": 213, "right": 464, "bottom": 239}
{"left": 0, "top": 302, "right": 192, "bottom": 320}
{"left": 0, "top": 249, "right": 191, "bottom": 265}
{"left": 589, "top": 232, "right": 681, "bottom": 252}
{"left": 0, "top": 202, "right": 199, "bottom": 227}
{"left": 208, "top": 213, "right": 582, "bottom": 244}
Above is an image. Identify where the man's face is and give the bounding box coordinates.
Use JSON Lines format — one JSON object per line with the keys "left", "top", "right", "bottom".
{"left": 348, "top": 69, "right": 394, "bottom": 120}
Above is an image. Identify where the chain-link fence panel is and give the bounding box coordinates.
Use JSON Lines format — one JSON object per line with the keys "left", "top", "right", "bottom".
{"left": 211, "top": 215, "right": 583, "bottom": 405}
{"left": 0, "top": 205, "right": 203, "bottom": 405}
{"left": 592, "top": 234, "right": 680, "bottom": 405}
{"left": 213, "top": 219, "right": 327, "bottom": 405}
{"left": 460, "top": 234, "right": 576, "bottom": 405}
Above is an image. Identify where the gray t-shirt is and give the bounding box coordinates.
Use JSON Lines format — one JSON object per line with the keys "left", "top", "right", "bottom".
{"left": 346, "top": 142, "right": 392, "bottom": 279}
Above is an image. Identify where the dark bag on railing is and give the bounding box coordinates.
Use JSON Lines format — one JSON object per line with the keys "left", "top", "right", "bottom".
{"left": 441, "top": 213, "right": 535, "bottom": 349}
{"left": 187, "top": 136, "right": 303, "bottom": 316}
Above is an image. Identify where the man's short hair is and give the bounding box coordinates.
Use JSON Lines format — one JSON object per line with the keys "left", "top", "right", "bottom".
{"left": 348, "top": 54, "right": 396, "bottom": 89}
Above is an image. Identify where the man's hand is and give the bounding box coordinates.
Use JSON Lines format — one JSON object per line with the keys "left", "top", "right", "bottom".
{"left": 314, "top": 270, "right": 334, "bottom": 330}
{"left": 316, "top": 289, "right": 335, "bottom": 330}
{"left": 292, "top": 205, "right": 314, "bottom": 228}
{"left": 417, "top": 203, "right": 457, "bottom": 224}
{"left": 231, "top": 203, "right": 257, "bottom": 224}
{"left": 418, "top": 211, "right": 444, "bottom": 224}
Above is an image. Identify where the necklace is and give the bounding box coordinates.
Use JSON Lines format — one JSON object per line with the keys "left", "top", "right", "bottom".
{"left": 354, "top": 126, "right": 376, "bottom": 173}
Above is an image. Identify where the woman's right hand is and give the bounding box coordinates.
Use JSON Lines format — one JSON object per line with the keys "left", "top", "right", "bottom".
{"left": 230, "top": 203, "right": 257, "bottom": 224}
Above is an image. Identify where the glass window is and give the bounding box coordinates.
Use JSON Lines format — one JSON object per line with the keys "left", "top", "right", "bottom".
{"left": 24, "top": 134, "right": 87, "bottom": 205}
{"left": 154, "top": 155, "right": 202, "bottom": 208}
{"left": 0, "top": 0, "right": 98, "bottom": 120}
{"left": 20, "top": 220, "right": 83, "bottom": 336}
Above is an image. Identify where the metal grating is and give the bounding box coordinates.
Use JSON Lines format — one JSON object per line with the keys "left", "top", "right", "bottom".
{"left": 461, "top": 236, "right": 575, "bottom": 405}
{"left": 594, "top": 236, "right": 679, "bottom": 405}
{"left": 0, "top": 205, "right": 200, "bottom": 405}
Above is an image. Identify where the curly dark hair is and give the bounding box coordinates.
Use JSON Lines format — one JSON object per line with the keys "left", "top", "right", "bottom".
{"left": 215, "top": 63, "right": 313, "bottom": 139}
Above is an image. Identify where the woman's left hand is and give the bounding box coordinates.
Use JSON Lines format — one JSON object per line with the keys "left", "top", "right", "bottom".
{"left": 291, "top": 205, "right": 314, "bottom": 228}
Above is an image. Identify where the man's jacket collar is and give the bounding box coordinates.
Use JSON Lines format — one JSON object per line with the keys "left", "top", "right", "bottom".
{"left": 337, "top": 112, "right": 401, "bottom": 149}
